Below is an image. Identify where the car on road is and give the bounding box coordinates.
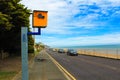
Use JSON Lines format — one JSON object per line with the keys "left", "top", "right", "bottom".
{"left": 67, "top": 49, "right": 78, "bottom": 56}
{"left": 58, "top": 49, "right": 64, "bottom": 53}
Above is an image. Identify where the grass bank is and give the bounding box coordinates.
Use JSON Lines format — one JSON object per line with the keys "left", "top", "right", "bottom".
{"left": 0, "top": 53, "right": 35, "bottom": 80}
{"left": 0, "top": 71, "right": 17, "bottom": 80}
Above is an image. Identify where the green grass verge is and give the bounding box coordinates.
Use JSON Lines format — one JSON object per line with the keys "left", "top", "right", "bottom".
{"left": 0, "top": 71, "right": 17, "bottom": 80}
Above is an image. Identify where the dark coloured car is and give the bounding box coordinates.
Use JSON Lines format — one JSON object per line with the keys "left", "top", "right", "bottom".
{"left": 49, "top": 48, "right": 53, "bottom": 51}
{"left": 67, "top": 49, "right": 78, "bottom": 56}
{"left": 58, "top": 49, "right": 64, "bottom": 53}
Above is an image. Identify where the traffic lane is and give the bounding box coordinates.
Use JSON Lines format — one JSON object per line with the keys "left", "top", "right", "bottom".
{"left": 48, "top": 50, "right": 120, "bottom": 80}
{"left": 48, "top": 50, "right": 120, "bottom": 72}
{"left": 49, "top": 52, "right": 108, "bottom": 80}
{"left": 70, "top": 54, "right": 120, "bottom": 72}
{"left": 48, "top": 52, "right": 98, "bottom": 80}
{"left": 49, "top": 50, "right": 120, "bottom": 70}
{"left": 69, "top": 55, "right": 120, "bottom": 80}
{"left": 75, "top": 54, "right": 120, "bottom": 69}
{"left": 50, "top": 52, "right": 120, "bottom": 80}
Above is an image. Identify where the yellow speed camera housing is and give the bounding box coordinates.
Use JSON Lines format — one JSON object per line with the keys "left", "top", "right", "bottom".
{"left": 33, "top": 10, "right": 48, "bottom": 28}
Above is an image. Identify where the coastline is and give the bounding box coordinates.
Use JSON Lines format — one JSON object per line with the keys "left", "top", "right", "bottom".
{"left": 55, "top": 44, "right": 120, "bottom": 59}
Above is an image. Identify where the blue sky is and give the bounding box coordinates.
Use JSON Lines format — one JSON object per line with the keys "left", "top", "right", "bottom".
{"left": 21, "top": 0, "right": 120, "bottom": 47}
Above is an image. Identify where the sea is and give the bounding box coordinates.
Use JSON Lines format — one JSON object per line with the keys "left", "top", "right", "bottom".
{"left": 57, "top": 44, "right": 120, "bottom": 55}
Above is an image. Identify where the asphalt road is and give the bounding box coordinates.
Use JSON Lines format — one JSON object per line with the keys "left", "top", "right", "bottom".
{"left": 47, "top": 49, "right": 120, "bottom": 80}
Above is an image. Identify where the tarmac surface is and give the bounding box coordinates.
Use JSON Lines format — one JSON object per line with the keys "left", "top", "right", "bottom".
{"left": 47, "top": 49, "right": 120, "bottom": 80}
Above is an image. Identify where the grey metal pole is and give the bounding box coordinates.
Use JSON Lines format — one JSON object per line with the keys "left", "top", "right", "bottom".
{"left": 21, "top": 27, "right": 29, "bottom": 80}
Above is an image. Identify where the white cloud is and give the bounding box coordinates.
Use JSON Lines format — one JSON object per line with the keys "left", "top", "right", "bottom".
{"left": 41, "top": 32, "right": 120, "bottom": 47}
{"left": 20, "top": 0, "right": 120, "bottom": 46}
{"left": 21, "top": 0, "right": 120, "bottom": 31}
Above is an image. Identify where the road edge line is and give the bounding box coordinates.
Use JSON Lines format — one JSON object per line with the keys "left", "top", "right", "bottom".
{"left": 47, "top": 53, "right": 76, "bottom": 80}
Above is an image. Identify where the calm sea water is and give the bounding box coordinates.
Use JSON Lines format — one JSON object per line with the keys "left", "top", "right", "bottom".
{"left": 59, "top": 44, "right": 120, "bottom": 49}
{"left": 58, "top": 44, "right": 120, "bottom": 54}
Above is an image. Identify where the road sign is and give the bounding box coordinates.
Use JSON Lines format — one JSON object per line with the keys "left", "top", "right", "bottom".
{"left": 33, "top": 10, "right": 48, "bottom": 28}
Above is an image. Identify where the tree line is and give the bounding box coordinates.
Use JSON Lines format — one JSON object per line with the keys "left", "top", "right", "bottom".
{"left": 0, "top": 0, "right": 34, "bottom": 57}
